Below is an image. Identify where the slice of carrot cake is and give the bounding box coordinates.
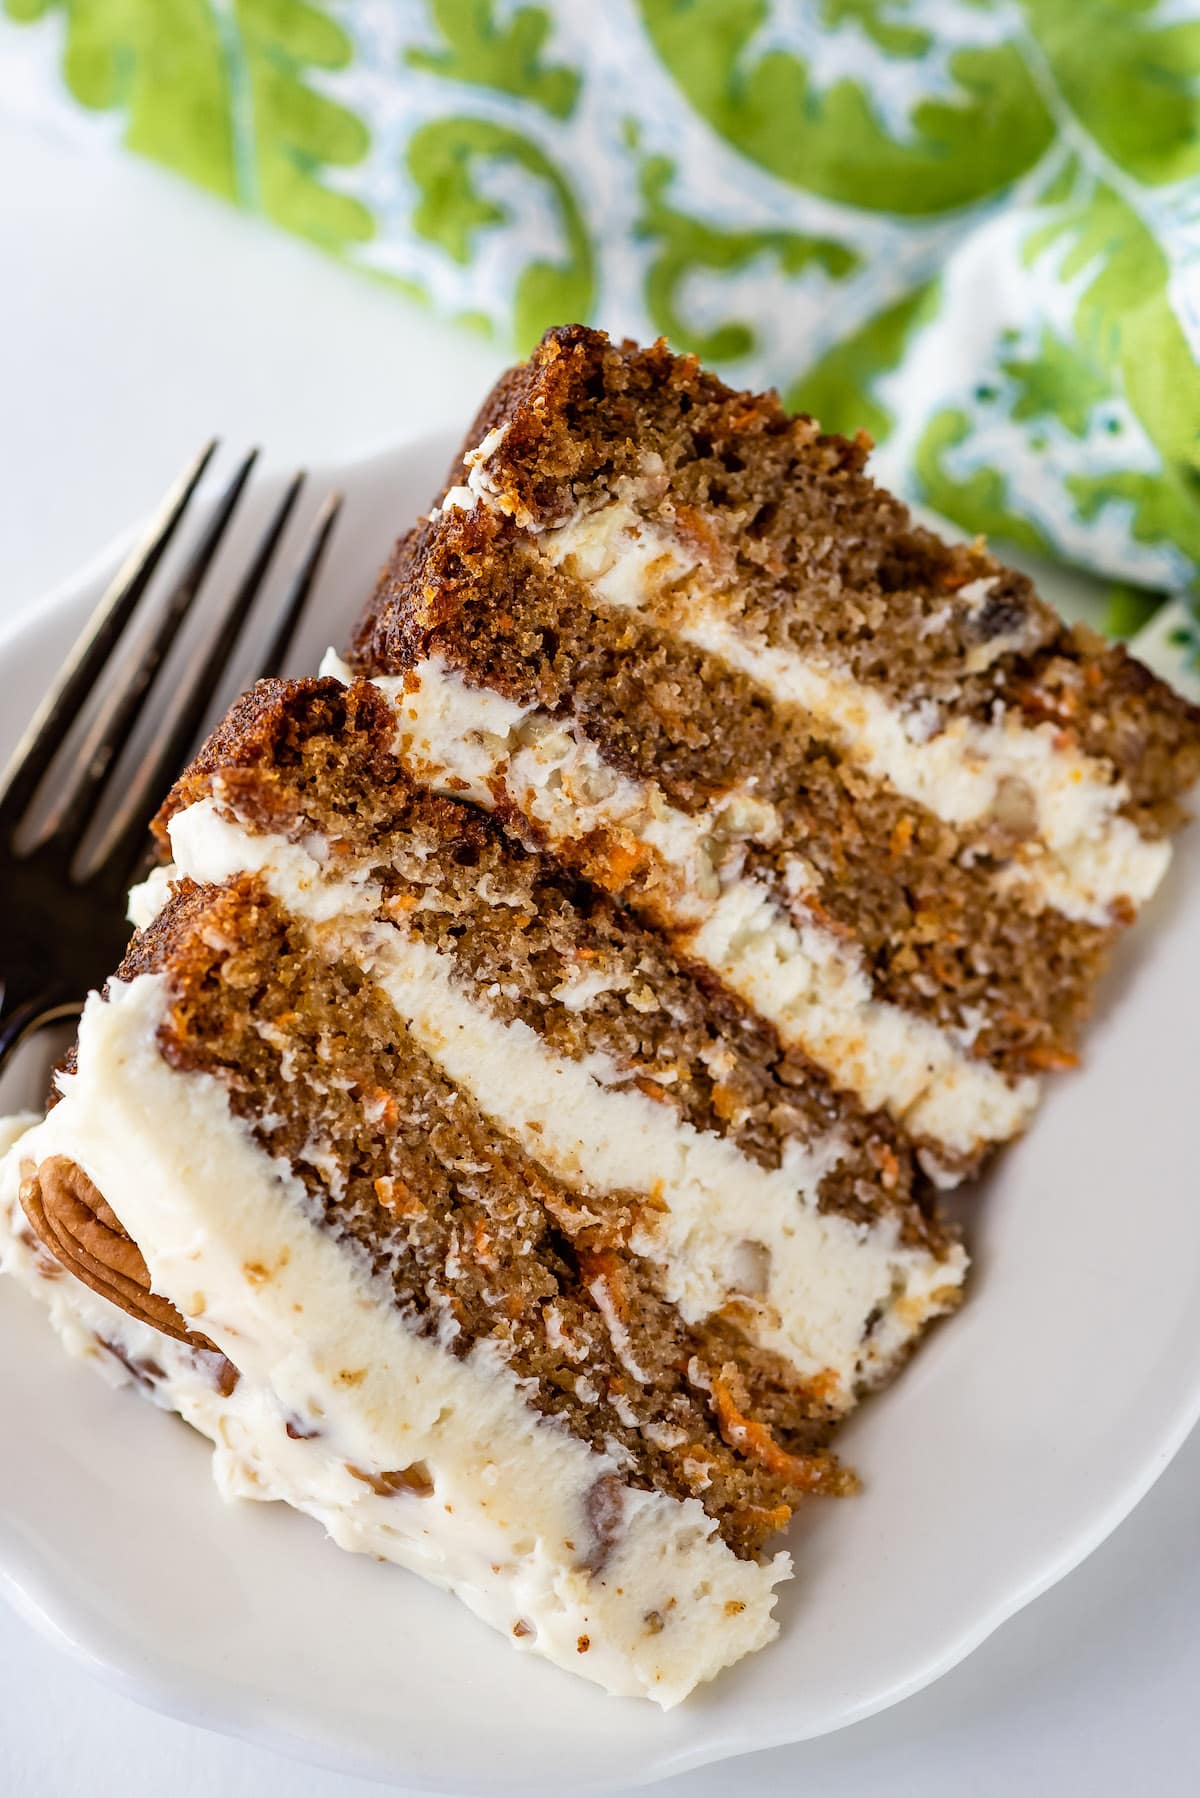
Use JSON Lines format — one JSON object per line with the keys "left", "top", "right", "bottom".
{"left": 352, "top": 325, "right": 1200, "bottom": 1187}
{"left": 4, "top": 329, "right": 1196, "bottom": 1707}
{"left": 0, "top": 676, "right": 964, "bottom": 1706}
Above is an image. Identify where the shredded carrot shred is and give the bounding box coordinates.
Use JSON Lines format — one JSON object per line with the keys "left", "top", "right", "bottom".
{"left": 633, "top": 1076, "right": 674, "bottom": 1106}
{"left": 1022, "top": 1042, "right": 1080, "bottom": 1072}
{"left": 472, "top": 1221, "right": 497, "bottom": 1268}
{"left": 597, "top": 838, "right": 645, "bottom": 886}
{"left": 579, "top": 1248, "right": 629, "bottom": 1320}
{"left": 739, "top": 1502, "right": 794, "bottom": 1533}
{"left": 711, "top": 1375, "right": 857, "bottom": 1495}
{"left": 804, "top": 1367, "right": 841, "bottom": 1405}
{"left": 868, "top": 1141, "right": 901, "bottom": 1190}
{"left": 373, "top": 1174, "right": 421, "bottom": 1215}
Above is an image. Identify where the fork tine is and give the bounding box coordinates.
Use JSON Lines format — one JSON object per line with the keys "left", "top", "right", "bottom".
{"left": 89, "top": 472, "right": 310, "bottom": 886}
{"left": 256, "top": 490, "right": 342, "bottom": 681}
{"left": 36, "top": 449, "right": 264, "bottom": 859}
{"left": 0, "top": 441, "right": 217, "bottom": 835}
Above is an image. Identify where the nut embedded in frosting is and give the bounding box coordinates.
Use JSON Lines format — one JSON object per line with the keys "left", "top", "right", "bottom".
{"left": 19, "top": 1154, "right": 219, "bottom": 1353}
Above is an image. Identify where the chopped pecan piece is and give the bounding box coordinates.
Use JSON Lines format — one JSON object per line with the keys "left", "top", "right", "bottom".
{"left": 19, "top": 1155, "right": 220, "bottom": 1355}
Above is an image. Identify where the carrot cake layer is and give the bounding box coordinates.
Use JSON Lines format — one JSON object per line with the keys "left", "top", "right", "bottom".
{"left": 0, "top": 676, "right": 964, "bottom": 1705}
{"left": 352, "top": 325, "right": 1200, "bottom": 1178}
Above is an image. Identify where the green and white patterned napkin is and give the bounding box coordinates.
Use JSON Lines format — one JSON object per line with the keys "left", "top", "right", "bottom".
{"left": 4, "top": 1, "right": 1199, "bottom": 675}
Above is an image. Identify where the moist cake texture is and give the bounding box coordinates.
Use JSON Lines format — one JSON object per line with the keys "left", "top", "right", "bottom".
{"left": 3, "top": 327, "right": 1197, "bottom": 1706}
{"left": 0, "top": 675, "right": 963, "bottom": 1704}
{"left": 353, "top": 325, "right": 1200, "bottom": 1184}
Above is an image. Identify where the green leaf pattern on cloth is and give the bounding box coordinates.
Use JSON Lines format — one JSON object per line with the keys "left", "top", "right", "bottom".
{"left": 7, "top": 0, "right": 238, "bottom": 196}
{"left": 784, "top": 280, "right": 940, "bottom": 444}
{"left": 635, "top": 147, "right": 860, "bottom": 364}
{"left": 637, "top": 1, "right": 1057, "bottom": 215}
{"left": 4, "top": 0, "right": 1199, "bottom": 659}
{"left": 405, "top": 1, "right": 581, "bottom": 119}
{"left": 7, "top": 0, "right": 373, "bottom": 247}
{"left": 407, "top": 116, "right": 593, "bottom": 344}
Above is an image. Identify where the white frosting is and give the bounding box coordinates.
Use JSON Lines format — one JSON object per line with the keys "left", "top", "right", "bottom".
{"left": 166, "top": 798, "right": 966, "bottom": 1404}
{"left": 349, "top": 645, "right": 768, "bottom": 924}
{"left": 319, "top": 650, "right": 1033, "bottom": 1158}
{"left": 0, "top": 988, "right": 785, "bottom": 1706}
{"left": 431, "top": 483, "right": 475, "bottom": 516}
{"left": 686, "top": 881, "right": 1033, "bottom": 1153}
{"left": 126, "top": 862, "right": 176, "bottom": 929}
{"left": 535, "top": 500, "right": 1169, "bottom": 926}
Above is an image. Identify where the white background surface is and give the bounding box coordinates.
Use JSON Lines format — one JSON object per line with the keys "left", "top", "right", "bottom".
{"left": 1, "top": 116, "right": 1198, "bottom": 1797}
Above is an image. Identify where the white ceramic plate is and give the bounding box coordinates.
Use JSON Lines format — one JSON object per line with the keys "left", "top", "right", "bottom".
{"left": 1, "top": 437, "right": 1198, "bottom": 1794}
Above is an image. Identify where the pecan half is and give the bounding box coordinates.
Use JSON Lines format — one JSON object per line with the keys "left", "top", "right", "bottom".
{"left": 19, "top": 1155, "right": 219, "bottom": 1354}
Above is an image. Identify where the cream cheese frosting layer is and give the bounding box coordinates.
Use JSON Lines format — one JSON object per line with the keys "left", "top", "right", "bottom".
{"left": 531, "top": 498, "right": 1168, "bottom": 927}
{"left": 442, "top": 445, "right": 1166, "bottom": 927}
{"left": 320, "top": 650, "right": 1035, "bottom": 1160}
{"left": 162, "top": 797, "right": 966, "bottom": 1404}
{"left": 0, "top": 988, "right": 784, "bottom": 1706}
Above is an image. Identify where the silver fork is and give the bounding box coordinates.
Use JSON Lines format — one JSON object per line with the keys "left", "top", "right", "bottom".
{"left": 0, "top": 444, "right": 341, "bottom": 1069}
